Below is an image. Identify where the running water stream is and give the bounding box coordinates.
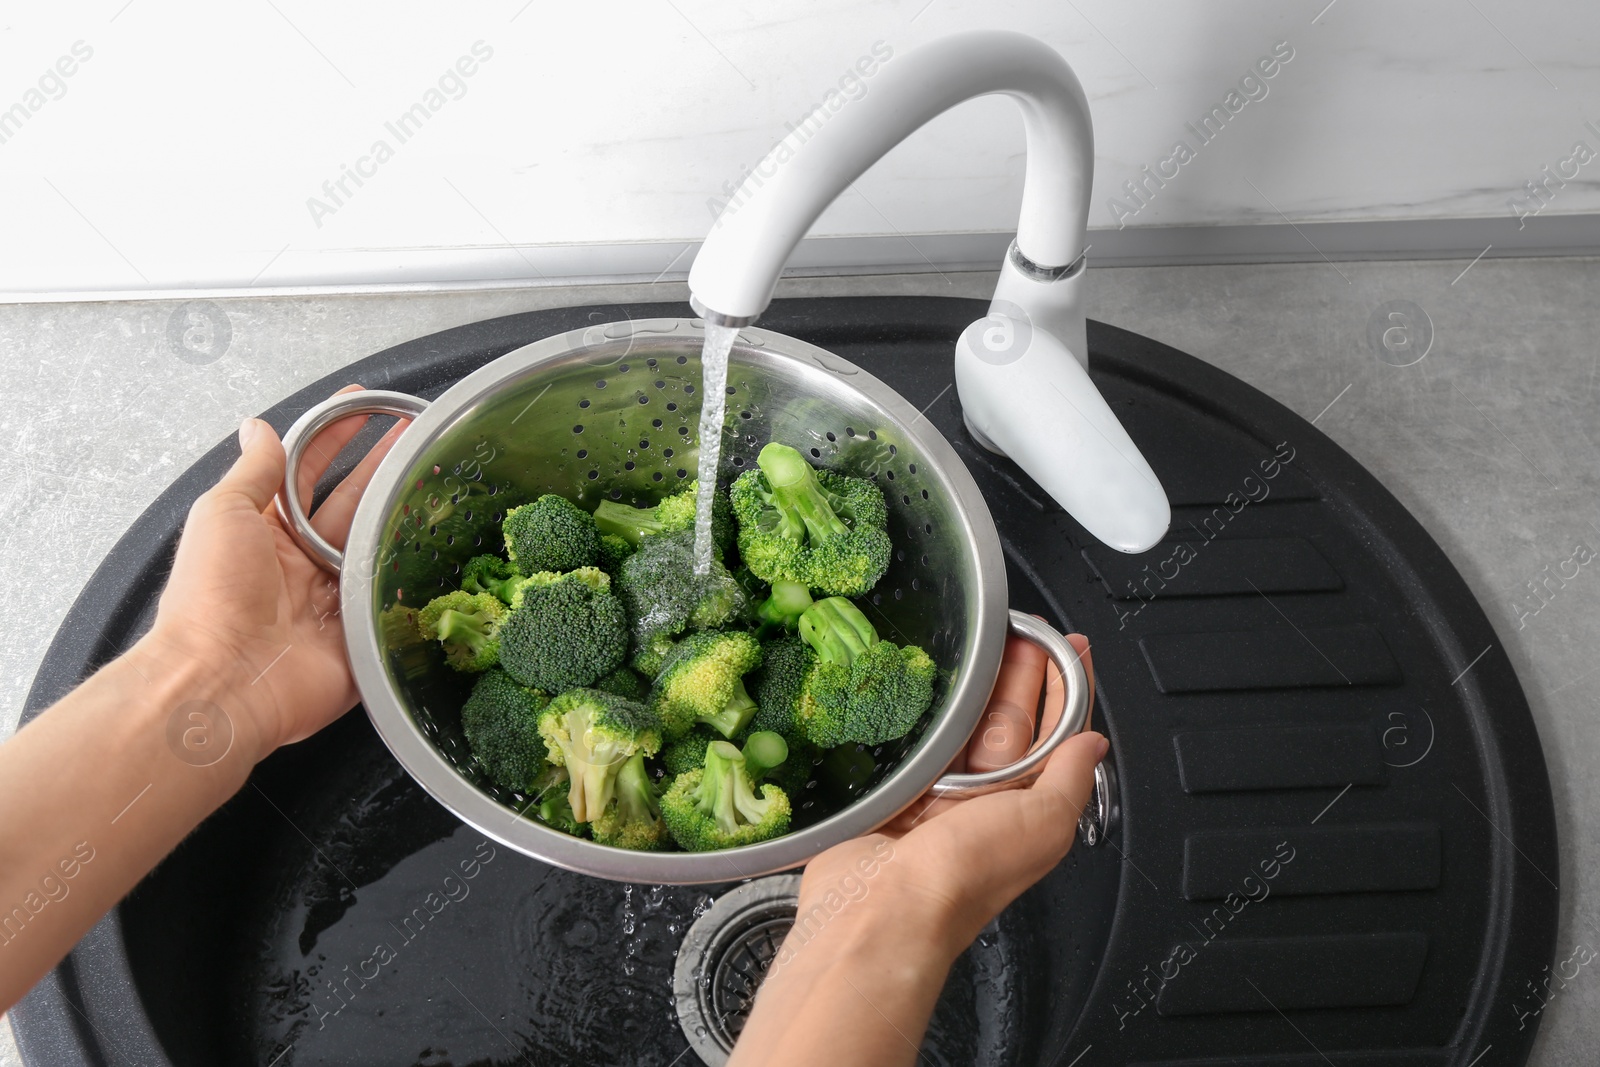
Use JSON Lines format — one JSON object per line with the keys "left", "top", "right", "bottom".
{"left": 691, "top": 322, "right": 739, "bottom": 575}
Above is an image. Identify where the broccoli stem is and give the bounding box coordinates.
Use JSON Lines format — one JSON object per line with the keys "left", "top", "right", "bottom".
{"left": 436, "top": 609, "right": 492, "bottom": 653}
{"left": 696, "top": 741, "right": 746, "bottom": 835}
{"left": 758, "top": 443, "right": 851, "bottom": 543}
{"left": 593, "top": 499, "right": 668, "bottom": 546}
{"left": 476, "top": 574, "right": 522, "bottom": 603}
{"left": 495, "top": 576, "right": 526, "bottom": 602}
{"left": 538, "top": 792, "right": 578, "bottom": 832}
{"left": 616, "top": 752, "right": 660, "bottom": 821}
{"left": 797, "top": 597, "right": 878, "bottom": 666}
{"left": 701, "top": 678, "right": 759, "bottom": 739}
{"left": 756, "top": 580, "right": 814, "bottom": 630}
{"left": 741, "top": 731, "right": 789, "bottom": 780}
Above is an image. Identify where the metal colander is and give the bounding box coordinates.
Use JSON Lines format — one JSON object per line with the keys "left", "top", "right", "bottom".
{"left": 275, "top": 317, "right": 1090, "bottom": 884}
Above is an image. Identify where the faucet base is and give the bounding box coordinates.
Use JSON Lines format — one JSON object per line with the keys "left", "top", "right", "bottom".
{"left": 963, "top": 412, "right": 1009, "bottom": 457}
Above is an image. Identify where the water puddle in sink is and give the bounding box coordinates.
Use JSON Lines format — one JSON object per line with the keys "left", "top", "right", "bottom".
{"left": 690, "top": 321, "right": 738, "bottom": 575}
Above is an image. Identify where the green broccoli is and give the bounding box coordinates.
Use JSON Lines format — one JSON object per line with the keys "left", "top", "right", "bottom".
{"left": 660, "top": 740, "right": 792, "bottom": 851}
{"left": 416, "top": 590, "right": 506, "bottom": 672}
{"left": 740, "top": 731, "right": 789, "bottom": 780}
{"left": 591, "top": 752, "right": 670, "bottom": 850}
{"left": 661, "top": 727, "right": 718, "bottom": 776}
{"left": 739, "top": 728, "right": 818, "bottom": 798}
{"left": 797, "top": 595, "right": 876, "bottom": 662}
{"left": 537, "top": 688, "right": 662, "bottom": 823}
{"left": 631, "top": 633, "right": 678, "bottom": 680}
{"left": 507, "top": 565, "right": 611, "bottom": 605}
{"left": 538, "top": 792, "right": 582, "bottom": 835}
{"left": 593, "top": 664, "right": 648, "bottom": 700}
{"left": 750, "top": 634, "right": 813, "bottom": 741}
{"left": 498, "top": 570, "right": 628, "bottom": 693}
{"left": 592, "top": 481, "right": 734, "bottom": 558}
{"left": 651, "top": 631, "right": 764, "bottom": 740}
{"left": 529, "top": 766, "right": 584, "bottom": 836}
{"left": 794, "top": 597, "right": 936, "bottom": 747}
{"left": 502, "top": 494, "right": 601, "bottom": 575}
{"left": 729, "top": 443, "right": 891, "bottom": 597}
{"left": 665, "top": 730, "right": 788, "bottom": 783}
{"left": 597, "top": 533, "right": 635, "bottom": 577}
{"left": 459, "top": 668, "right": 550, "bottom": 791}
{"left": 615, "top": 530, "right": 748, "bottom": 659}
{"left": 755, "top": 580, "right": 814, "bottom": 633}
{"left": 461, "top": 554, "right": 522, "bottom": 603}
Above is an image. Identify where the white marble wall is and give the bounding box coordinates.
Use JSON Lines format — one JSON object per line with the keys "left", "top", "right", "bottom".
{"left": 1, "top": 0, "right": 1597, "bottom": 292}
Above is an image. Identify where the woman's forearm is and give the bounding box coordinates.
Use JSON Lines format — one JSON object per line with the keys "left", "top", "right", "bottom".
{"left": 730, "top": 890, "right": 958, "bottom": 1067}
{"left": 0, "top": 630, "right": 261, "bottom": 1010}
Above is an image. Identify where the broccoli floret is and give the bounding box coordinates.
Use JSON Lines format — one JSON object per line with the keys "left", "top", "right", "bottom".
{"left": 740, "top": 731, "right": 789, "bottom": 780}
{"left": 591, "top": 752, "right": 670, "bottom": 850}
{"left": 529, "top": 766, "right": 584, "bottom": 836}
{"left": 592, "top": 481, "right": 734, "bottom": 558}
{"left": 661, "top": 727, "right": 718, "bottom": 776}
{"left": 661, "top": 740, "right": 792, "bottom": 851}
{"left": 597, "top": 533, "right": 635, "bottom": 577}
{"left": 506, "top": 565, "right": 611, "bottom": 606}
{"left": 729, "top": 443, "right": 891, "bottom": 597}
{"left": 498, "top": 570, "right": 628, "bottom": 693}
{"left": 794, "top": 597, "right": 937, "bottom": 747}
{"left": 796, "top": 595, "right": 876, "bottom": 662}
{"left": 750, "top": 634, "right": 812, "bottom": 741}
{"left": 615, "top": 530, "right": 748, "bottom": 657}
{"left": 632, "top": 633, "right": 678, "bottom": 680}
{"left": 593, "top": 665, "right": 648, "bottom": 700}
{"left": 502, "top": 494, "right": 602, "bottom": 575}
{"left": 460, "top": 668, "right": 550, "bottom": 791}
{"left": 755, "top": 580, "right": 814, "bottom": 633}
{"left": 664, "top": 730, "right": 790, "bottom": 784}
{"left": 740, "top": 727, "right": 817, "bottom": 797}
{"left": 651, "top": 631, "right": 764, "bottom": 740}
{"left": 416, "top": 590, "right": 506, "bottom": 672}
{"left": 461, "top": 554, "right": 522, "bottom": 603}
{"left": 537, "top": 689, "right": 662, "bottom": 823}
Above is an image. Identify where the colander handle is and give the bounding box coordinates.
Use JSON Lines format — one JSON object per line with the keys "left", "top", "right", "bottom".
{"left": 273, "top": 389, "right": 431, "bottom": 575}
{"left": 927, "top": 610, "right": 1092, "bottom": 800}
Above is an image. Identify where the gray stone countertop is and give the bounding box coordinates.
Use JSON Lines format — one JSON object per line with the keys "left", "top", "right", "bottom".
{"left": 1, "top": 259, "right": 1596, "bottom": 1064}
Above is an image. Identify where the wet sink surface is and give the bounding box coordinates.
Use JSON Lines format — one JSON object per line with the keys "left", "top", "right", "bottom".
{"left": 129, "top": 674, "right": 1109, "bottom": 1066}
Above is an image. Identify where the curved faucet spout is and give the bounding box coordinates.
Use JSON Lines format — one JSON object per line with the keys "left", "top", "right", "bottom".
{"left": 690, "top": 30, "right": 1171, "bottom": 554}
{"left": 688, "top": 30, "right": 1093, "bottom": 323}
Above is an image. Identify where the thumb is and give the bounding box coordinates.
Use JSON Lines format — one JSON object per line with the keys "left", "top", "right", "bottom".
{"left": 215, "top": 418, "right": 287, "bottom": 514}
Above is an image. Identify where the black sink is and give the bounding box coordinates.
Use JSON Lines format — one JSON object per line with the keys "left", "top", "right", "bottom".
{"left": 13, "top": 297, "right": 1557, "bottom": 1067}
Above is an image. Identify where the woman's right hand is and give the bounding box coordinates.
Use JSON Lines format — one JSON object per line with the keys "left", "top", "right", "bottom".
{"left": 790, "top": 631, "right": 1101, "bottom": 967}
{"left": 731, "top": 635, "right": 1103, "bottom": 1067}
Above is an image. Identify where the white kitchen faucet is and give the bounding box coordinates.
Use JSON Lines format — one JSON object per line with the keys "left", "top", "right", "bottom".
{"left": 688, "top": 30, "right": 1171, "bottom": 554}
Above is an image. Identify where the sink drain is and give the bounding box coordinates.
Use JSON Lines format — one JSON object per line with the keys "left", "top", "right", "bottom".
{"left": 674, "top": 874, "right": 803, "bottom": 1066}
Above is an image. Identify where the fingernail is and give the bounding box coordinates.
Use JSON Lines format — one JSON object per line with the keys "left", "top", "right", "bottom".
{"left": 1095, "top": 734, "right": 1110, "bottom": 761}
{"left": 238, "top": 418, "right": 259, "bottom": 449}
